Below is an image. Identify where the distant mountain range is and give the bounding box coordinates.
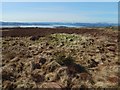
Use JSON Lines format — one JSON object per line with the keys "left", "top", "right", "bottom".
{"left": 0, "top": 22, "right": 118, "bottom": 28}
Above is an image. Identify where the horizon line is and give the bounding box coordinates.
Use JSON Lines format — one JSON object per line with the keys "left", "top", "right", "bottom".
{"left": 1, "top": 21, "right": 118, "bottom": 24}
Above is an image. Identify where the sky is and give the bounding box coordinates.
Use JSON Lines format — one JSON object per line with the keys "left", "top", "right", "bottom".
{"left": 1, "top": 2, "right": 118, "bottom": 23}
{"left": 1, "top": 0, "right": 120, "bottom": 2}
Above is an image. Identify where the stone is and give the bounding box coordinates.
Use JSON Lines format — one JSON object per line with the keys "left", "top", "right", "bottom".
{"left": 39, "top": 57, "right": 46, "bottom": 65}
{"left": 45, "top": 61, "right": 61, "bottom": 72}
{"left": 107, "top": 46, "right": 116, "bottom": 52}
{"left": 31, "top": 61, "right": 41, "bottom": 70}
{"left": 45, "top": 73, "right": 57, "bottom": 82}
{"left": 31, "top": 69, "right": 44, "bottom": 83}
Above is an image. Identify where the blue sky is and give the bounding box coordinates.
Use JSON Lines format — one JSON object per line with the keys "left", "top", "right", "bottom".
{"left": 2, "top": 2, "right": 118, "bottom": 23}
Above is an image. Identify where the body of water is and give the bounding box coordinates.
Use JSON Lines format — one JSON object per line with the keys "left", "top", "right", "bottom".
{"left": 0, "top": 22, "right": 117, "bottom": 28}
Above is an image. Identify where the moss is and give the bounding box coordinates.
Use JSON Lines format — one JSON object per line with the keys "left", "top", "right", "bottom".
{"left": 48, "top": 33, "right": 81, "bottom": 46}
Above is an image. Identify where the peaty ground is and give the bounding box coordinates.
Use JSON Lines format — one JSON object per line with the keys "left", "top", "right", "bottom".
{"left": 1, "top": 27, "right": 120, "bottom": 89}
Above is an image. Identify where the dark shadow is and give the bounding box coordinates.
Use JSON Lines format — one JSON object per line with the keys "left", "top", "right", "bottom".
{"left": 68, "top": 63, "right": 88, "bottom": 75}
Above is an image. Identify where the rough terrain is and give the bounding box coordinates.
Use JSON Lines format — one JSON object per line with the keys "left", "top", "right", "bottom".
{"left": 1, "top": 27, "right": 119, "bottom": 89}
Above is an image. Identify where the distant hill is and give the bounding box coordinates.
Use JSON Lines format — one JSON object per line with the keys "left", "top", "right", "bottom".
{"left": 0, "top": 22, "right": 117, "bottom": 28}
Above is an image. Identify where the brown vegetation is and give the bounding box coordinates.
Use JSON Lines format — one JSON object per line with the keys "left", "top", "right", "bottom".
{"left": 1, "top": 27, "right": 119, "bottom": 89}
